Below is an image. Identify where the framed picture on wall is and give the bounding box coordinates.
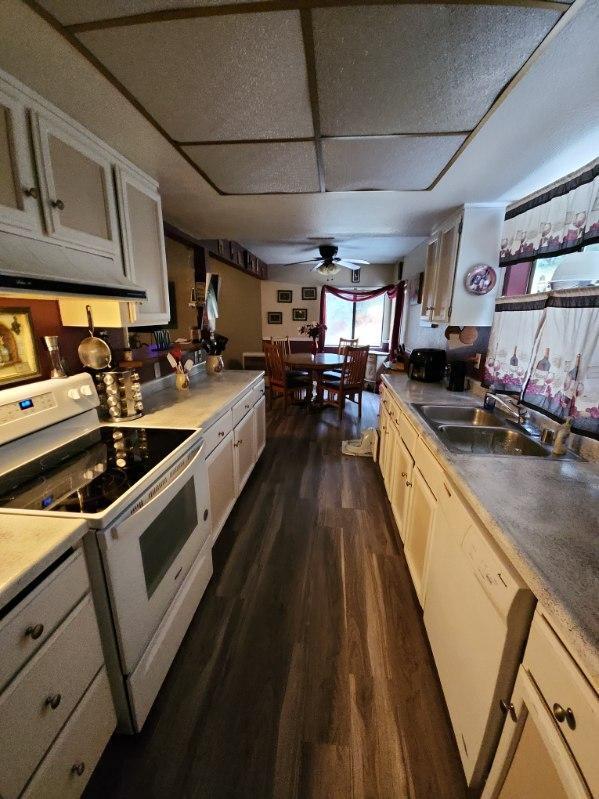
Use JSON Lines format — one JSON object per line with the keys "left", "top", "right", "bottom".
{"left": 0, "top": 307, "right": 41, "bottom": 386}
{"left": 292, "top": 308, "right": 308, "bottom": 322}
{"left": 277, "top": 290, "right": 292, "bottom": 303}
{"left": 351, "top": 269, "right": 361, "bottom": 284}
{"left": 302, "top": 287, "right": 317, "bottom": 301}
{"left": 267, "top": 311, "right": 283, "bottom": 324}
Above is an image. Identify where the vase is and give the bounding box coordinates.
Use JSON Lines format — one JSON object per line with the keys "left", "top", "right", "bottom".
{"left": 311, "top": 338, "right": 318, "bottom": 355}
{"left": 206, "top": 355, "right": 224, "bottom": 374}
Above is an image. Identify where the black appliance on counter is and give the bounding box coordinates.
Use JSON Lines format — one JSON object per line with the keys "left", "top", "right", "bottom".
{"left": 445, "top": 360, "right": 468, "bottom": 391}
{"left": 408, "top": 348, "right": 446, "bottom": 382}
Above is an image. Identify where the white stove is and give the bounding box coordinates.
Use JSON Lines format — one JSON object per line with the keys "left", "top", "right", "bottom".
{"left": 0, "top": 374, "right": 213, "bottom": 733}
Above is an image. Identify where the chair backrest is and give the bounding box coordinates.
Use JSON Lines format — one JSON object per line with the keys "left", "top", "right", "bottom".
{"left": 341, "top": 345, "right": 370, "bottom": 387}
{"left": 271, "top": 336, "right": 290, "bottom": 357}
{"left": 263, "top": 341, "right": 286, "bottom": 384}
{"left": 338, "top": 337, "right": 358, "bottom": 355}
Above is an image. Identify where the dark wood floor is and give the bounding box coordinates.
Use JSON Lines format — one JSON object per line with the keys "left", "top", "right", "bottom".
{"left": 84, "top": 393, "right": 466, "bottom": 799}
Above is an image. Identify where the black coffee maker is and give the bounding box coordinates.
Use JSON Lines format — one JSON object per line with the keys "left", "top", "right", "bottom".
{"left": 445, "top": 360, "right": 468, "bottom": 391}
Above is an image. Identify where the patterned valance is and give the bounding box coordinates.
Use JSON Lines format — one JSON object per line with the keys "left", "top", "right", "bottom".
{"left": 499, "top": 162, "right": 599, "bottom": 265}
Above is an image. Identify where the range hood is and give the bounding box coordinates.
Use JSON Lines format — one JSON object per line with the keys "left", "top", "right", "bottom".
{"left": 0, "top": 230, "right": 146, "bottom": 301}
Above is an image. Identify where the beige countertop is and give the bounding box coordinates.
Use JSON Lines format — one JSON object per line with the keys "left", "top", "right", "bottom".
{"left": 121, "top": 369, "right": 264, "bottom": 431}
{"left": 382, "top": 373, "right": 599, "bottom": 691}
{"left": 0, "top": 514, "right": 87, "bottom": 608}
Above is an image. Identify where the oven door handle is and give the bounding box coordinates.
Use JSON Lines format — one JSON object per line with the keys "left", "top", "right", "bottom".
{"left": 109, "top": 441, "right": 204, "bottom": 540}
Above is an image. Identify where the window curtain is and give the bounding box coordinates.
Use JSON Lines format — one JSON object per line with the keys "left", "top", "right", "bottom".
{"left": 499, "top": 161, "right": 599, "bottom": 265}
{"left": 318, "top": 282, "right": 405, "bottom": 353}
{"left": 485, "top": 288, "right": 599, "bottom": 435}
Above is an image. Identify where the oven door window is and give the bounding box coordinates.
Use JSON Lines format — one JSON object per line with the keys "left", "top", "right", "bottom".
{"left": 139, "top": 477, "right": 198, "bottom": 599}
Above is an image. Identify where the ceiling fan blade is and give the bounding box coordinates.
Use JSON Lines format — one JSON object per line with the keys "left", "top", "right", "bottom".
{"left": 283, "top": 258, "right": 319, "bottom": 266}
{"left": 337, "top": 260, "right": 362, "bottom": 270}
{"left": 343, "top": 259, "right": 370, "bottom": 265}
{"left": 310, "top": 261, "right": 325, "bottom": 271}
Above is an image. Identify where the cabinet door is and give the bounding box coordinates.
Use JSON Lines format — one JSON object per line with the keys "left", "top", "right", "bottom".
{"left": 234, "top": 409, "right": 256, "bottom": 495}
{"left": 0, "top": 84, "right": 41, "bottom": 235}
{"left": 32, "top": 111, "right": 120, "bottom": 257}
{"left": 404, "top": 466, "right": 436, "bottom": 605}
{"left": 253, "top": 395, "right": 266, "bottom": 459}
{"left": 206, "top": 431, "right": 236, "bottom": 543}
{"left": 383, "top": 416, "right": 397, "bottom": 494}
{"left": 482, "top": 668, "right": 590, "bottom": 799}
{"left": 432, "top": 222, "right": 460, "bottom": 323}
{"left": 390, "top": 435, "right": 414, "bottom": 542}
{"left": 378, "top": 397, "right": 390, "bottom": 478}
{"left": 116, "top": 167, "right": 169, "bottom": 326}
{"left": 421, "top": 238, "right": 439, "bottom": 323}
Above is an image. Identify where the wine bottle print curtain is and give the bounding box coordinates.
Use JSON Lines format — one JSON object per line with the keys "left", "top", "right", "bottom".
{"left": 485, "top": 288, "right": 599, "bottom": 435}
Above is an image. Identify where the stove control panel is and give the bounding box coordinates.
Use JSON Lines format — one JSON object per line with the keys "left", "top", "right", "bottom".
{"left": 0, "top": 374, "right": 99, "bottom": 446}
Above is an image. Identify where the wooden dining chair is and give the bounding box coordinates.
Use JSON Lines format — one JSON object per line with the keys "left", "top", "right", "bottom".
{"left": 338, "top": 337, "right": 358, "bottom": 354}
{"left": 263, "top": 341, "right": 311, "bottom": 412}
{"left": 270, "top": 336, "right": 291, "bottom": 357}
{"left": 322, "top": 345, "right": 370, "bottom": 420}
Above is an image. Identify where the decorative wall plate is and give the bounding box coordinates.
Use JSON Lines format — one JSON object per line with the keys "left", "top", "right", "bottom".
{"left": 465, "top": 264, "right": 497, "bottom": 295}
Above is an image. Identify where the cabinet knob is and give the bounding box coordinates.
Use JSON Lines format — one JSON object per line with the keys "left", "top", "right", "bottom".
{"left": 50, "top": 198, "right": 65, "bottom": 210}
{"left": 203, "top": 508, "right": 209, "bottom": 521}
{"left": 401, "top": 472, "right": 407, "bottom": 477}
{"left": 218, "top": 431, "right": 225, "bottom": 437}
{"left": 23, "top": 186, "right": 39, "bottom": 199}
{"left": 425, "top": 305, "right": 435, "bottom": 311}
{"left": 552, "top": 703, "right": 576, "bottom": 729}
{"left": 25, "top": 623, "right": 44, "bottom": 640}
{"left": 405, "top": 481, "right": 412, "bottom": 487}
{"left": 499, "top": 699, "right": 517, "bottom": 721}
{"left": 71, "top": 762, "right": 86, "bottom": 776}
{"left": 45, "top": 693, "right": 62, "bottom": 710}
{"left": 245, "top": 404, "right": 250, "bottom": 409}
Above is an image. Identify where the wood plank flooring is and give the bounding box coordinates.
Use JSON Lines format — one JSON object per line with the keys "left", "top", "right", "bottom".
{"left": 84, "top": 393, "right": 466, "bottom": 799}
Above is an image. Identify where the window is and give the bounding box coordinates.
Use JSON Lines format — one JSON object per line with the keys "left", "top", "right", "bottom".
{"left": 324, "top": 292, "right": 387, "bottom": 347}
{"left": 502, "top": 245, "right": 599, "bottom": 297}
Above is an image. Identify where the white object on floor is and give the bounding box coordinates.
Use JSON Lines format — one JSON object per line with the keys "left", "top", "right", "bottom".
{"left": 341, "top": 428, "right": 378, "bottom": 460}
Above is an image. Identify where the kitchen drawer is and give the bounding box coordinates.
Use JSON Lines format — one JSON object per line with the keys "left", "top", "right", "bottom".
{"left": 0, "top": 549, "right": 89, "bottom": 692}
{"left": 413, "top": 436, "right": 444, "bottom": 499}
{"left": 398, "top": 410, "right": 418, "bottom": 454}
{"left": 202, "top": 410, "right": 233, "bottom": 457}
{"left": 251, "top": 379, "right": 265, "bottom": 407}
{"left": 21, "top": 667, "right": 115, "bottom": 799}
{"left": 127, "top": 541, "right": 213, "bottom": 732}
{"left": 232, "top": 391, "right": 254, "bottom": 427}
{"left": 0, "top": 594, "right": 103, "bottom": 799}
{"left": 525, "top": 612, "right": 599, "bottom": 797}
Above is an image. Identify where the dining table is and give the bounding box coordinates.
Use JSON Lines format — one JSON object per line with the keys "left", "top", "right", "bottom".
{"left": 284, "top": 352, "right": 345, "bottom": 408}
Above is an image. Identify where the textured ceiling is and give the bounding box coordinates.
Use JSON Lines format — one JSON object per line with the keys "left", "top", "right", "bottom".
{"left": 312, "top": 5, "right": 559, "bottom": 135}
{"left": 78, "top": 12, "right": 313, "bottom": 141}
{"left": 183, "top": 141, "right": 320, "bottom": 194}
{"left": 34, "top": 1, "right": 567, "bottom": 197}
{"left": 322, "top": 135, "right": 467, "bottom": 191}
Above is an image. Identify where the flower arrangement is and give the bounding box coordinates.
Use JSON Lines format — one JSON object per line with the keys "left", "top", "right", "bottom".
{"left": 298, "top": 321, "right": 327, "bottom": 340}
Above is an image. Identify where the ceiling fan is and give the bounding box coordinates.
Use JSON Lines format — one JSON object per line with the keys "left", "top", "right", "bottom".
{"left": 283, "top": 244, "right": 369, "bottom": 275}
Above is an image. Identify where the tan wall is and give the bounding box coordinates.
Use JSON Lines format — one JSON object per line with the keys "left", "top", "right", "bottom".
{"left": 207, "top": 256, "right": 262, "bottom": 369}
{"left": 165, "top": 236, "right": 197, "bottom": 341}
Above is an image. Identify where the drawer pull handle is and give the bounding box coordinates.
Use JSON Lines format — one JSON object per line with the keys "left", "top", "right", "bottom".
{"left": 50, "top": 198, "right": 65, "bottom": 210}
{"left": 71, "top": 762, "right": 86, "bottom": 777}
{"left": 25, "top": 623, "right": 44, "bottom": 640}
{"left": 203, "top": 508, "right": 209, "bottom": 521}
{"left": 552, "top": 703, "right": 576, "bottom": 729}
{"left": 245, "top": 404, "right": 250, "bottom": 409}
{"left": 45, "top": 693, "right": 62, "bottom": 710}
{"left": 218, "top": 431, "right": 225, "bottom": 437}
{"left": 499, "top": 699, "right": 517, "bottom": 721}
{"left": 23, "top": 187, "right": 39, "bottom": 199}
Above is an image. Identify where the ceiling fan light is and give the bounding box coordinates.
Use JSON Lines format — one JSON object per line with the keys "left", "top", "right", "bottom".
{"left": 317, "top": 262, "right": 341, "bottom": 276}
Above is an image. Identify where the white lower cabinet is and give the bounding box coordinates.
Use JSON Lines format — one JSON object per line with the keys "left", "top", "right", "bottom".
{"left": 254, "top": 395, "right": 266, "bottom": 459}
{"left": 234, "top": 407, "right": 256, "bottom": 494}
{"left": 403, "top": 465, "right": 436, "bottom": 605}
{"left": 206, "top": 430, "right": 236, "bottom": 542}
{"left": 389, "top": 429, "right": 414, "bottom": 542}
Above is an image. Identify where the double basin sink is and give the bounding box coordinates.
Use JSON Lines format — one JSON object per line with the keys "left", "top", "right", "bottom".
{"left": 414, "top": 404, "right": 572, "bottom": 459}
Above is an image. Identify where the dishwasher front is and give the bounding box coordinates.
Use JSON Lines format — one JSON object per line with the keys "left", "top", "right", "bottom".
{"left": 423, "top": 498, "right": 535, "bottom": 795}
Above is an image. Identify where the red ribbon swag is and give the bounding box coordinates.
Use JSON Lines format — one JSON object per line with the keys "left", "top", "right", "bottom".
{"left": 318, "top": 282, "right": 406, "bottom": 354}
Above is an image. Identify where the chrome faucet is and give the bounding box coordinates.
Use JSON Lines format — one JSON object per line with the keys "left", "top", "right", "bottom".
{"left": 484, "top": 390, "right": 528, "bottom": 426}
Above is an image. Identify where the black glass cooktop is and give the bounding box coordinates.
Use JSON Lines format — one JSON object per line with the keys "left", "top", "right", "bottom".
{"left": 0, "top": 426, "right": 193, "bottom": 514}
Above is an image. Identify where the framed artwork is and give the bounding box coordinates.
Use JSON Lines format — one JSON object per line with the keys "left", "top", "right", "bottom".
{"left": 302, "top": 287, "right": 317, "bottom": 301}
{"left": 292, "top": 308, "right": 308, "bottom": 322}
{"left": 351, "top": 268, "right": 361, "bottom": 284}
{"left": 267, "top": 311, "right": 282, "bottom": 325}
{"left": 0, "top": 307, "right": 41, "bottom": 386}
{"left": 217, "top": 239, "right": 225, "bottom": 256}
{"left": 277, "top": 290, "right": 292, "bottom": 303}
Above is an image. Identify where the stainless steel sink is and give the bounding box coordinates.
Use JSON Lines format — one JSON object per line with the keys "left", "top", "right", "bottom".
{"left": 417, "top": 404, "right": 507, "bottom": 427}
{"left": 436, "top": 425, "right": 552, "bottom": 457}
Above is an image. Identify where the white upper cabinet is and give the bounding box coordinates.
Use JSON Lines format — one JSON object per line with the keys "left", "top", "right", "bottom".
{"left": 421, "top": 217, "right": 460, "bottom": 325}
{"left": 31, "top": 111, "right": 120, "bottom": 258}
{"left": 115, "top": 167, "right": 169, "bottom": 327}
{"left": 0, "top": 84, "right": 42, "bottom": 236}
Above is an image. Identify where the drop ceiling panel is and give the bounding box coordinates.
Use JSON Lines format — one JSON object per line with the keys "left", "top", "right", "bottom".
{"left": 182, "top": 141, "right": 320, "bottom": 193}
{"left": 37, "top": 0, "right": 275, "bottom": 26}
{"left": 313, "top": 5, "right": 560, "bottom": 136}
{"left": 322, "top": 136, "right": 466, "bottom": 191}
{"left": 77, "top": 12, "right": 313, "bottom": 141}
